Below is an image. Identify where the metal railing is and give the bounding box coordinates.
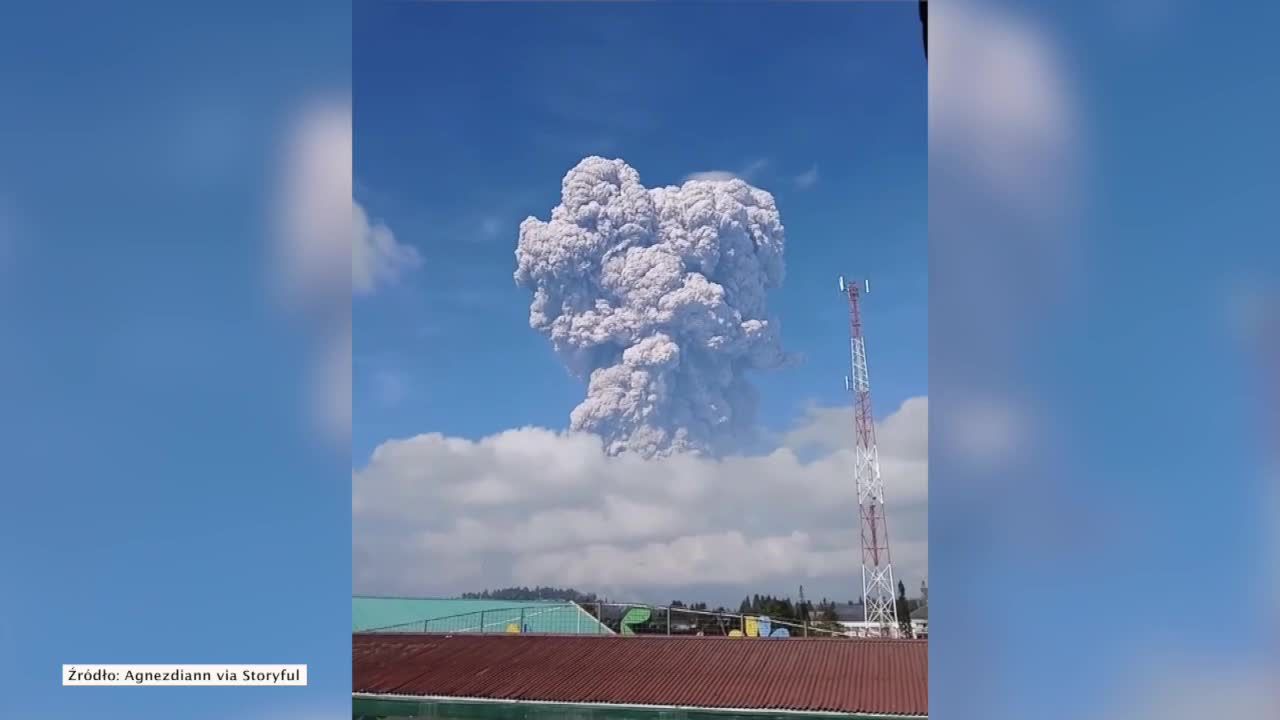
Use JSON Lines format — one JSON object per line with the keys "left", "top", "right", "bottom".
{"left": 366, "top": 603, "right": 606, "bottom": 635}
{"left": 360, "top": 601, "right": 899, "bottom": 639}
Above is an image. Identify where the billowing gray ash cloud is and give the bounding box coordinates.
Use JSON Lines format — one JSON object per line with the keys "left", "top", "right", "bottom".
{"left": 514, "top": 157, "right": 789, "bottom": 458}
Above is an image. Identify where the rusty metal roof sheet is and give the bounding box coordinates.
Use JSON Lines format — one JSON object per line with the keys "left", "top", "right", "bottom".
{"left": 353, "top": 633, "right": 927, "bottom": 717}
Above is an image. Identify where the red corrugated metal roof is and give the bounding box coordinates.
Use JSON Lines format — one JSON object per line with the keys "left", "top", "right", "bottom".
{"left": 353, "top": 633, "right": 927, "bottom": 717}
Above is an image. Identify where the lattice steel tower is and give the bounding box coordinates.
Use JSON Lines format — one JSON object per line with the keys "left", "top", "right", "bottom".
{"left": 840, "top": 276, "right": 897, "bottom": 635}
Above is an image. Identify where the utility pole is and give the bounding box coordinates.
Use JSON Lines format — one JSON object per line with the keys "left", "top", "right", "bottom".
{"left": 799, "top": 585, "right": 809, "bottom": 637}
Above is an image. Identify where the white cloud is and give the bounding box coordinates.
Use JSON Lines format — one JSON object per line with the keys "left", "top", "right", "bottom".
{"left": 275, "top": 99, "right": 354, "bottom": 312}
{"left": 784, "top": 396, "right": 927, "bottom": 457}
{"left": 275, "top": 98, "right": 420, "bottom": 303}
{"left": 480, "top": 216, "right": 503, "bottom": 240}
{"left": 680, "top": 158, "right": 770, "bottom": 185}
{"left": 930, "top": 2, "right": 1075, "bottom": 205}
{"left": 273, "top": 97, "right": 419, "bottom": 447}
{"left": 741, "top": 158, "right": 769, "bottom": 180}
{"left": 681, "top": 170, "right": 739, "bottom": 183}
{"left": 353, "top": 396, "right": 927, "bottom": 599}
{"left": 354, "top": 201, "right": 420, "bottom": 295}
{"left": 943, "top": 393, "right": 1026, "bottom": 469}
{"left": 794, "top": 165, "right": 819, "bottom": 190}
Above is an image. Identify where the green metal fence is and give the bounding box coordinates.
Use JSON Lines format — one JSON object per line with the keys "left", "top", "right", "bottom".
{"left": 361, "top": 602, "right": 854, "bottom": 639}
{"left": 365, "top": 602, "right": 609, "bottom": 635}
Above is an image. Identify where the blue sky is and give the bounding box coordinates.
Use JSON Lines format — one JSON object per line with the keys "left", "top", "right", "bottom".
{"left": 353, "top": 1, "right": 926, "bottom": 459}
{"left": 0, "top": 2, "right": 350, "bottom": 718}
{"left": 928, "top": 3, "right": 1279, "bottom": 719}
{"left": 6, "top": 2, "right": 1275, "bottom": 720}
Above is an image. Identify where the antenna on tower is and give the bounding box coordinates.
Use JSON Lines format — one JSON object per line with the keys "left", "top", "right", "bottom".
{"left": 842, "top": 275, "right": 898, "bottom": 636}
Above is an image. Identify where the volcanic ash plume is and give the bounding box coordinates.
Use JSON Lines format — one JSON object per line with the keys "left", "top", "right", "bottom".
{"left": 514, "top": 157, "right": 788, "bottom": 458}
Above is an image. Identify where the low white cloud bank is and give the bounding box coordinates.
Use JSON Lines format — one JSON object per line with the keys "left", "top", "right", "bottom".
{"left": 354, "top": 396, "right": 927, "bottom": 599}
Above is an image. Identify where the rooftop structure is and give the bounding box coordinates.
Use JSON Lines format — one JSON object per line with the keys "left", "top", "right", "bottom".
{"left": 353, "top": 633, "right": 928, "bottom": 719}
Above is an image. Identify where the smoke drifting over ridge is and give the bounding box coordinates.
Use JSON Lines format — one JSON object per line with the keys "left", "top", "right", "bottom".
{"left": 514, "top": 157, "right": 789, "bottom": 458}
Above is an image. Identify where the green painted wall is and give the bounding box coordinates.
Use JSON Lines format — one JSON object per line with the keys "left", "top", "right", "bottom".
{"left": 352, "top": 597, "right": 610, "bottom": 634}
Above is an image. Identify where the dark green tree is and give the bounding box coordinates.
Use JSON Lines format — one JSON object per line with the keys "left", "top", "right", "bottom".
{"left": 821, "top": 600, "right": 839, "bottom": 622}
{"left": 895, "top": 580, "right": 913, "bottom": 638}
{"left": 461, "top": 586, "right": 601, "bottom": 604}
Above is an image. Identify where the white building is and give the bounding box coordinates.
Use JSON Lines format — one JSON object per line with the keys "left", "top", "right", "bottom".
{"left": 832, "top": 601, "right": 928, "bottom": 639}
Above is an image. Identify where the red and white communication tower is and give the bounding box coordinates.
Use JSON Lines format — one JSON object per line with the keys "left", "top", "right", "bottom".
{"left": 840, "top": 276, "right": 897, "bottom": 635}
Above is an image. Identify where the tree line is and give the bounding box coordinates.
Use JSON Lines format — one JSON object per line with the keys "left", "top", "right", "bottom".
{"left": 461, "top": 586, "right": 603, "bottom": 604}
